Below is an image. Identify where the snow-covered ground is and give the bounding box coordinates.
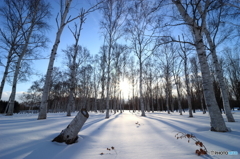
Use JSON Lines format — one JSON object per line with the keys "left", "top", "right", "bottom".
{"left": 0, "top": 110, "right": 239, "bottom": 159}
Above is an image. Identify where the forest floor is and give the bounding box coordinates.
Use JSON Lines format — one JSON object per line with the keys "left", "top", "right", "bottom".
{"left": 0, "top": 109, "right": 239, "bottom": 159}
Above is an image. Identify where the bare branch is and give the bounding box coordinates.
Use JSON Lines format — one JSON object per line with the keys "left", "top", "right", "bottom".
{"left": 66, "top": 1, "right": 104, "bottom": 24}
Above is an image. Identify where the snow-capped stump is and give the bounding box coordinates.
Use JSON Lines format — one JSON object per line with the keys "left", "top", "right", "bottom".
{"left": 52, "top": 108, "right": 89, "bottom": 144}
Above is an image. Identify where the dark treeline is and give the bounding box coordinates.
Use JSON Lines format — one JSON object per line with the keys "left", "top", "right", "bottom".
{"left": 0, "top": 100, "right": 21, "bottom": 113}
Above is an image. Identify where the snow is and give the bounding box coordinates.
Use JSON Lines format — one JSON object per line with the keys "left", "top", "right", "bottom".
{"left": 0, "top": 110, "right": 240, "bottom": 159}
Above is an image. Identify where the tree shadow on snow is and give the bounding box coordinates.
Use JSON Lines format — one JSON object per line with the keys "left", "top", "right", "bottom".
{"left": 146, "top": 116, "right": 240, "bottom": 152}
{"left": 20, "top": 113, "right": 122, "bottom": 159}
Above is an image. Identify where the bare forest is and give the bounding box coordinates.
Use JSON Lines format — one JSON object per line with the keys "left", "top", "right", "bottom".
{"left": 0, "top": 0, "right": 240, "bottom": 134}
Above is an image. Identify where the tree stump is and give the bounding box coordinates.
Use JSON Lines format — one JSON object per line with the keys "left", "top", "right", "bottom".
{"left": 52, "top": 108, "right": 89, "bottom": 144}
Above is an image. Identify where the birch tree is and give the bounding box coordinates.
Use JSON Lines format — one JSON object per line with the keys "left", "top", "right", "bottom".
{"left": 144, "top": 58, "right": 155, "bottom": 113}
{"left": 63, "top": 45, "right": 90, "bottom": 115}
{"left": 157, "top": 44, "right": 174, "bottom": 114}
{"left": 171, "top": 50, "right": 183, "bottom": 115}
{"left": 38, "top": 0, "right": 73, "bottom": 119}
{"left": 111, "top": 43, "right": 128, "bottom": 113}
{"left": 20, "top": 79, "right": 44, "bottom": 111}
{"left": 51, "top": 54, "right": 92, "bottom": 144}
{"left": 178, "top": 36, "right": 193, "bottom": 117}
{"left": 52, "top": 108, "right": 89, "bottom": 144}
{"left": 127, "top": 56, "right": 137, "bottom": 112}
{"left": 78, "top": 64, "right": 93, "bottom": 110}
{"left": 223, "top": 47, "right": 240, "bottom": 110}
{"left": 0, "top": 0, "right": 24, "bottom": 100}
{"left": 99, "top": 46, "right": 107, "bottom": 113}
{"left": 197, "top": 1, "right": 235, "bottom": 122}
{"left": 172, "top": 0, "right": 228, "bottom": 132}
{"left": 64, "top": 8, "right": 90, "bottom": 116}
{"left": 38, "top": 0, "right": 102, "bottom": 119}
{"left": 99, "top": 0, "right": 127, "bottom": 118}
{"left": 92, "top": 55, "right": 101, "bottom": 112}
{"left": 125, "top": 0, "right": 161, "bottom": 116}
{"left": 4, "top": 0, "right": 50, "bottom": 116}
{"left": 190, "top": 56, "right": 206, "bottom": 113}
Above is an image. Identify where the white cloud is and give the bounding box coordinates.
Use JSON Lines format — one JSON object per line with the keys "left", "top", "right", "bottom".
{"left": 1, "top": 91, "right": 11, "bottom": 101}
{"left": 1, "top": 91, "right": 25, "bottom": 102}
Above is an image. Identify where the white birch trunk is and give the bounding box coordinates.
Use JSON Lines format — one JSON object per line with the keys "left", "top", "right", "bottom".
{"left": 151, "top": 96, "right": 154, "bottom": 113}
{"left": 66, "top": 56, "right": 76, "bottom": 116}
{"left": 67, "top": 91, "right": 74, "bottom": 116}
{"left": 93, "top": 69, "right": 98, "bottom": 112}
{"left": 6, "top": 55, "right": 23, "bottom": 115}
{"left": 139, "top": 59, "right": 146, "bottom": 116}
{"left": 200, "top": 92, "right": 206, "bottom": 114}
{"left": 150, "top": 73, "right": 154, "bottom": 113}
{"left": 132, "top": 78, "right": 135, "bottom": 112}
{"left": 0, "top": 49, "right": 13, "bottom": 100}
{"left": 67, "top": 22, "right": 83, "bottom": 116}
{"left": 7, "top": 22, "right": 34, "bottom": 115}
{"left": 195, "top": 36, "right": 227, "bottom": 131}
{"left": 119, "top": 91, "right": 122, "bottom": 113}
{"left": 100, "top": 50, "right": 107, "bottom": 113}
{"left": 166, "top": 89, "right": 170, "bottom": 114}
{"left": 161, "top": 95, "right": 164, "bottom": 112}
{"left": 156, "top": 96, "right": 160, "bottom": 111}
{"left": 184, "top": 58, "right": 193, "bottom": 117}
{"left": 94, "top": 87, "right": 98, "bottom": 112}
{"left": 180, "top": 42, "right": 193, "bottom": 117}
{"left": 173, "top": 0, "right": 228, "bottom": 131}
{"left": 170, "top": 98, "right": 174, "bottom": 112}
{"left": 113, "top": 82, "right": 117, "bottom": 114}
{"left": 52, "top": 108, "right": 89, "bottom": 144}
{"left": 191, "top": 57, "right": 206, "bottom": 114}
{"left": 203, "top": 27, "right": 235, "bottom": 122}
{"left": 165, "top": 68, "right": 171, "bottom": 114}
{"left": 38, "top": 0, "right": 72, "bottom": 120}
{"left": 174, "top": 80, "right": 183, "bottom": 115}
{"left": 105, "top": 61, "right": 111, "bottom": 118}
{"left": 105, "top": 31, "right": 113, "bottom": 118}
{"left": 147, "top": 97, "right": 150, "bottom": 112}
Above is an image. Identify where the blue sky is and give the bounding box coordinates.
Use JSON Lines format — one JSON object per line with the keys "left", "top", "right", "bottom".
{"left": 0, "top": 0, "right": 104, "bottom": 101}
{"left": 0, "top": 0, "right": 237, "bottom": 102}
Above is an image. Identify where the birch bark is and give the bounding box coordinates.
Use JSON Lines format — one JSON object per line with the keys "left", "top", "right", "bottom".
{"left": 0, "top": 1, "right": 24, "bottom": 100}
{"left": 139, "top": 58, "right": 146, "bottom": 116}
{"left": 184, "top": 55, "right": 193, "bottom": 117}
{"left": 6, "top": 53, "right": 24, "bottom": 115}
{"left": 172, "top": 0, "right": 228, "bottom": 131}
{"left": 0, "top": 50, "right": 13, "bottom": 100}
{"left": 165, "top": 78, "right": 171, "bottom": 114}
{"left": 38, "top": 0, "right": 72, "bottom": 119}
{"left": 66, "top": 12, "right": 85, "bottom": 116}
{"left": 100, "top": 50, "right": 106, "bottom": 113}
{"left": 99, "top": 0, "right": 126, "bottom": 118}
{"left": 173, "top": 75, "right": 183, "bottom": 115}
{"left": 195, "top": 2, "right": 235, "bottom": 121}
{"left": 7, "top": 22, "right": 34, "bottom": 115}
{"left": 203, "top": 27, "right": 235, "bottom": 122}
{"left": 52, "top": 108, "right": 89, "bottom": 144}
{"left": 105, "top": 47, "right": 111, "bottom": 118}
{"left": 178, "top": 36, "right": 193, "bottom": 117}
{"left": 93, "top": 65, "right": 99, "bottom": 112}
{"left": 6, "top": 0, "right": 46, "bottom": 115}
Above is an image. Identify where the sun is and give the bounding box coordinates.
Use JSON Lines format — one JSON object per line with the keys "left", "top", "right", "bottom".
{"left": 119, "top": 78, "right": 130, "bottom": 100}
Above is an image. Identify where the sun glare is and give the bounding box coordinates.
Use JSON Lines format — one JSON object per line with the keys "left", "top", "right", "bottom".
{"left": 119, "top": 78, "right": 130, "bottom": 100}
